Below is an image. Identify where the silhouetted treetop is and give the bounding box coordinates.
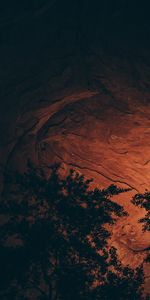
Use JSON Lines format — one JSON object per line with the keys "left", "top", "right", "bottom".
{"left": 0, "top": 162, "right": 149, "bottom": 300}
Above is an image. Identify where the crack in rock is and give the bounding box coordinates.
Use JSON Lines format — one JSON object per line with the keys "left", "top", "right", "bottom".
{"left": 53, "top": 152, "right": 138, "bottom": 192}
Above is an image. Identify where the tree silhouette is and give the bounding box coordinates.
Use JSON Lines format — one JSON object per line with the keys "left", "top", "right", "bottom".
{"left": 132, "top": 192, "right": 150, "bottom": 232}
{"left": 132, "top": 191, "right": 150, "bottom": 262}
{"left": 0, "top": 162, "right": 149, "bottom": 299}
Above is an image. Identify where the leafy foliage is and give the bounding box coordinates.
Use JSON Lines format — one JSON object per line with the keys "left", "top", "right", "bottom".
{"left": 132, "top": 192, "right": 150, "bottom": 231}
{"left": 0, "top": 162, "right": 149, "bottom": 300}
{"left": 132, "top": 191, "right": 150, "bottom": 262}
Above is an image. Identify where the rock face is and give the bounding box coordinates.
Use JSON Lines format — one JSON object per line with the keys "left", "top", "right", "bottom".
{"left": 0, "top": 0, "right": 150, "bottom": 292}
{"left": 2, "top": 51, "right": 150, "bottom": 193}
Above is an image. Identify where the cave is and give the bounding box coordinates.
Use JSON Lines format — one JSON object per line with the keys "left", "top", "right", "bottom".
{"left": 0, "top": 0, "right": 150, "bottom": 297}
